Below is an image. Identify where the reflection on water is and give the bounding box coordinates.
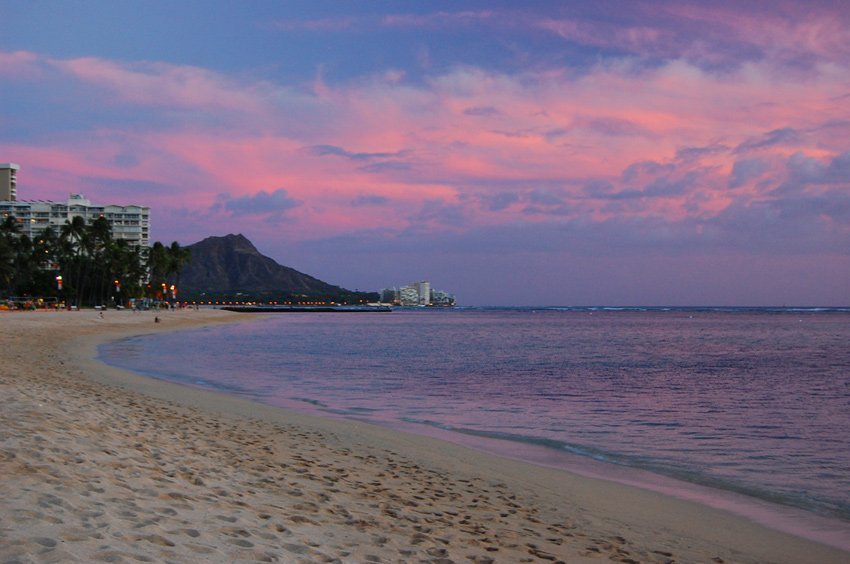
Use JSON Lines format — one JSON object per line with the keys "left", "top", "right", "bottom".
{"left": 101, "top": 308, "right": 850, "bottom": 523}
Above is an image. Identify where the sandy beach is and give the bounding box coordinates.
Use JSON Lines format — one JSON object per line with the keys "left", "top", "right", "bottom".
{"left": 1, "top": 309, "right": 848, "bottom": 563}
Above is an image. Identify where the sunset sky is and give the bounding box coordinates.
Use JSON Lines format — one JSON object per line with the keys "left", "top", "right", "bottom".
{"left": 2, "top": 1, "right": 849, "bottom": 306}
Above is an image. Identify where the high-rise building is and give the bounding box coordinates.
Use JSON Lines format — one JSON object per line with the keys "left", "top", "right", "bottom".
{"left": 394, "top": 281, "right": 434, "bottom": 305}
{"left": 383, "top": 281, "right": 456, "bottom": 306}
{"left": 414, "top": 281, "right": 431, "bottom": 306}
{"left": 379, "top": 287, "right": 399, "bottom": 304}
{"left": 430, "top": 289, "right": 456, "bottom": 306}
{"left": 0, "top": 164, "right": 150, "bottom": 247}
{"left": 0, "top": 163, "right": 20, "bottom": 201}
{"left": 398, "top": 284, "right": 420, "bottom": 306}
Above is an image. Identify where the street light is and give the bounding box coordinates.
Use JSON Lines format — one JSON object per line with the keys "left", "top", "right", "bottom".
{"left": 56, "top": 275, "right": 64, "bottom": 310}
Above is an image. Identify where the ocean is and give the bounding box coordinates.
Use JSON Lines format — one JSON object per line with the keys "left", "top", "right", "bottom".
{"left": 99, "top": 307, "right": 850, "bottom": 541}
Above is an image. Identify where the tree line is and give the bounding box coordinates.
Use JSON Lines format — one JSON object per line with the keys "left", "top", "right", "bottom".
{"left": 0, "top": 215, "right": 190, "bottom": 308}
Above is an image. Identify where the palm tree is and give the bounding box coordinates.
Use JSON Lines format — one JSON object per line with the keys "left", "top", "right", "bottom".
{"left": 1, "top": 211, "right": 198, "bottom": 308}
{"left": 0, "top": 216, "right": 20, "bottom": 296}
{"left": 0, "top": 234, "right": 15, "bottom": 298}
{"left": 87, "top": 216, "right": 113, "bottom": 305}
{"left": 166, "top": 241, "right": 191, "bottom": 302}
{"left": 29, "top": 226, "right": 60, "bottom": 296}
{"left": 106, "top": 239, "right": 146, "bottom": 305}
{"left": 0, "top": 216, "right": 36, "bottom": 298}
{"left": 10, "top": 232, "right": 33, "bottom": 296}
{"left": 32, "top": 226, "right": 58, "bottom": 267}
{"left": 0, "top": 215, "right": 19, "bottom": 237}
{"left": 147, "top": 241, "right": 169, "bottom": 301}
{"left": 59, "top": 215, "right": 92, "bottom": 307}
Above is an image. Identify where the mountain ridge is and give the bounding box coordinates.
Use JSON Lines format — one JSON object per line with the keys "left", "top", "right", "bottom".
{"left": 179, "top": 233, "right": 367, "bottom": 301}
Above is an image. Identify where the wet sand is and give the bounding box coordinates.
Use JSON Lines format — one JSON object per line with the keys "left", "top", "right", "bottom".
{"left": 1, "top": 308, "right": 848, "bottom": 563}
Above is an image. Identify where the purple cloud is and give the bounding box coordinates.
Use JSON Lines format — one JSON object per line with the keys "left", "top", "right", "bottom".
{"left": 735, "top": 128, "right": 801, "bottom": 154}
{"left": 464, "top": 106, "right": 500, "bottom": 117}
{"left": 217, "top": 189, "right": 300, "bottom": 216}
{"left": 351, "top": 194, "right": 390, "bottom": 206}
{"left": 676, "top": 143, "right": 729, "bottom": 161}
{"left": 728, "top": 157, "right": 770, "bottom": 188}
{"left": 408, "top": 199, "right": 466, "bottom": 228}
{"left": 308, "top": 144, "right": 409, "bottom": 161}
{"left": 479, "top": 191, "right": 520, "bottom": 211}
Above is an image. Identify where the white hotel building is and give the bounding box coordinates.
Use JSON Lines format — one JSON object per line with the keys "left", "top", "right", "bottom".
{"left": 381, "top": 281, "right": 455, "bottom": 306}
{"left": 0, "top": 163, "right": 150, "bottom": 247}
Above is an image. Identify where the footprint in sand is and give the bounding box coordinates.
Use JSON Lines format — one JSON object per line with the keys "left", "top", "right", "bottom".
{"left": 228, "top": 538, "right": 254, "bottom": 548}
{"left": 136, "top": 533, "right": 176, "bottom": 547}
{"left": 30, "top": 537, "right": 58, "bottom": 548}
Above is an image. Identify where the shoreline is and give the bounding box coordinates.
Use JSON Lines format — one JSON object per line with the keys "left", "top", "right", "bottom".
{"left": 2, "top": 309, "right": 849, "bottom": 563}
{"left": 96, "top": 310, "right": 850, "bottom": 551}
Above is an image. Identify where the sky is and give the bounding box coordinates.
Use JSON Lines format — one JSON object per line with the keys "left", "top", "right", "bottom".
{"left": 1, "top": 0, "right": 849, "bottom": 306}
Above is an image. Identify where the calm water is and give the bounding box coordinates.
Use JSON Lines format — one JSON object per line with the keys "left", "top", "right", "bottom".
{"left": 99, "top": 308, "right": 850, "bottom": 525}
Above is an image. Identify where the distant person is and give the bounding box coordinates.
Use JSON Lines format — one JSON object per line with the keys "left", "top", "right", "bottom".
{"left": 155, "top": 316, "right": 160, "bottom": 324}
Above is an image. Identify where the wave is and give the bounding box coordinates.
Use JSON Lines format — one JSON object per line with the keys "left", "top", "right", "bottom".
{"left": 400, "top": 417, "right": 850, "bottom": 521}
{"left": 446, "top": 306, "right": 850, "bottom": 314}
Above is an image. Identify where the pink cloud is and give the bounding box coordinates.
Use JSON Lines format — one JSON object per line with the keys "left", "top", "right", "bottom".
{"left": 533, "top": 2, "right": 850, "bottom": 75}
{"left": 537, "top": 17, "right": 668, "bottom": 56}
{"left": 0, "top": 50, "right": 43, "bottom": 77}
{"left": 265, "top": 10, "right": 497, "bottom": 34}
{"left": 3, "top": 46, "right": 849, "bottom": 257}
{"left": 266, "top": 17, "right": 358, "bottom": 32}
{"left": 666, "top": 2, "right": 850, "bottom": 65}
{"left": 322, "top": 60, "right": 848, "bottom": 229}
{"left": 51, "top": 56, "right": 270, "bottom": 113}
{"left": 382, "top": 11, "right": 496, "bottom": 28}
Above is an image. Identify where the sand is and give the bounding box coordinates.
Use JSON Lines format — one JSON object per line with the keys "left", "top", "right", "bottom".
{"left": 1, "top": 309, "right": 848, "bottom": 563}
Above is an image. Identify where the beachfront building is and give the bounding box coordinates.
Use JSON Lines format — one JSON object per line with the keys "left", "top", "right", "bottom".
{"left": 430, "top": 289, "right": 456, "bottom": 306}
{"left": 398, "top": 282, "right": 431, "bottom": 306}
{"left": 381, "top": 281, "right": 455, "bottom": 306}
{"left": 0, "top": 194, "right": 151, "bottom": 248}
{"left": 0, "top": 165, "right": 150, "bottom": 247}
{"left": 399, "top": 285, "right": 421, "bottom": 306}
{"left": 0, "top": 163, "right": 19, "bottom": 201}
{"left": 415, "top": 281, "right": 431, "bottom": 306}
